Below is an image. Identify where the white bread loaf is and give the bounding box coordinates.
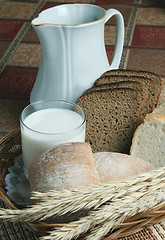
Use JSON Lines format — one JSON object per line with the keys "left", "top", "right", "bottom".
{"left": 130, "top": 113, "right": 165, "bottom": 168}
{"left": 28, "top": 142, "right": 100, "bottom": 192}
{"left": 93, "top": 152, "right": 154, "bottom": 183}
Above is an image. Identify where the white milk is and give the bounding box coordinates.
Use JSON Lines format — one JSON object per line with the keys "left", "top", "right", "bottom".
{"left": 21, "top": 108, "right": 85, "bottom": 171}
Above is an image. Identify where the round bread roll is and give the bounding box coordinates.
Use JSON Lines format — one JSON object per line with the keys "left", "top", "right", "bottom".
{"left": 93, "top": 152, "right": 154, "bottom": 183}
{"left": 28, "top": 142, "right": 100, "bottom": 192}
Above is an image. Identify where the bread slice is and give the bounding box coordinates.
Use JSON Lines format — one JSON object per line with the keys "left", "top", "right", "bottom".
{"left": 93, "top": 152, "right": 154, "bottom": 183}
{"left": 99, "top": 69, "right": 162, "bottom": 111}
{"left": 84, "top": 81, "right": 146, "bottom": 122}
{"left": 130, "top": 113, "right": 165, "bottom": 168}
{"left": 76, "top": 88, "right": 142, "bottom": 153}
{"left": 93, "top": 75, "right": 157, "bottom": 114}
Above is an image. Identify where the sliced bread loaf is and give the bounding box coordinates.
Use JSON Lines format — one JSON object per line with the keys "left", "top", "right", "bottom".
{"left": 93, "top": 75, "right": 157, "bottom": 113}
{"left": 100, "top": 69, "right": 162, "bottom": 110}
{"left": 84, "top": 81, "right": 146, "bottom": 122}
{"left": 130, "top": 113, "right": 165, "bottom": 168}
{"left": 101, "top": 69, "right": 161, "bottom": 82}
{"left": 76, "top": 88, "right": 142, "bottom": 153}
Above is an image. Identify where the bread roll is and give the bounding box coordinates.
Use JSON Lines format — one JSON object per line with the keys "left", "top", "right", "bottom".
{"left": 130, "top": 113, "right": 165, "bottom": 168}
{"left": 93, "top": 152, "right": 154, "bottom": 183}
{"left": 28, "top": 142, "right": 100, "bottom": 192}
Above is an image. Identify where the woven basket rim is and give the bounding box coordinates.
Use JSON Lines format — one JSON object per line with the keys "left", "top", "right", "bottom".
{"left": 0, "top": 129, "right": 165, "bottom": 240}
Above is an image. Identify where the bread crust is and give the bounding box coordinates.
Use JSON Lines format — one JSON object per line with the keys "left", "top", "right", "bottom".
{"left": 28, "top": 142, "right": 100, "bottom": 192}
{"left": 93, "top": 152, "right": 154, "bottom": 183}
{"left": 144, "top": 112, "right": 165, "bottom": 122}
{"left": 153, "top": 107, "right": 165, "bottom": 114}
{"left": 101, "top": 69, "right": 162, "bottom": 83}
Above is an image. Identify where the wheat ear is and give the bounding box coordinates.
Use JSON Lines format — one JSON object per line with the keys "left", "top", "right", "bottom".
{"left": 40, "top": 180, "right": 165, "bottom": 240}
{"left": 0, "top": 168, "right": 165, "bottom": 224}
{"left": 30, "top": 167, "right": 165, "bottom": 222}
{"left": 86, "top": 187, "right": 165, "bottom": 240}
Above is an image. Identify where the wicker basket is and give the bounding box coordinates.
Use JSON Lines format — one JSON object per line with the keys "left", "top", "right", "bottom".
{"left": 0, "top": 130, "right": 165, "bottom": 240}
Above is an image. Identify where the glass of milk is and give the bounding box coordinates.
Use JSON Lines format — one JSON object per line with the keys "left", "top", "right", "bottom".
{"left": 20, "top": 100, "right": 86, "bottom": 172}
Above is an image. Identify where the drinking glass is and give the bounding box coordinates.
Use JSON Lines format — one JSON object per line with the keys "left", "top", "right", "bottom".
{"left": 20, "top": 100, "right": 86, "bottom": 172}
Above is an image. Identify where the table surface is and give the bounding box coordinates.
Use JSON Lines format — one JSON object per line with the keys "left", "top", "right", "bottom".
{"left": 0, "top": 0, "right": 165, "bottom": 239}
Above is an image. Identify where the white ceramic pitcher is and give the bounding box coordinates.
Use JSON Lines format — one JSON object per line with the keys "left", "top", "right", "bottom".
{"left": 30, "top": 4, "right": 124, "bottom": 103}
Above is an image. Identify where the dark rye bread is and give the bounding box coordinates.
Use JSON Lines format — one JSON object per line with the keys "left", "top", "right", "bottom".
{"left": 76, "top": 88, "right": 142, "bottom": 153}
{"left": 101, "top": 69, "right": 162, "bottom": 85}
{"left": 93, "top": 75, "right": 158, "bottom": 113}
{"left": 100, "top": 69, "right": 162, "bottom": 110}
{"left": 83, "top": 81, "right": 146, "bottom": 123}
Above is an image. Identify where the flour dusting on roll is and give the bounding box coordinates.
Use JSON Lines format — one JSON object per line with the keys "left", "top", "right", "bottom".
{"left": 93, "top": 152, "right": 154, "bottom": 183}
{"left": 28, "top": 142, "right": 100, "bottom": 192}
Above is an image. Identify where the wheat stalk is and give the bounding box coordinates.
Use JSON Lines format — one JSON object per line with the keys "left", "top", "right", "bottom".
{"left": 30, "top": 167, "right": 165, "bottom": 222}
{"left": 86, "top": 189, "right": 165, "bottom": 240}
{"left": 40, "top": 183, "right": 165, "bottom": 240}
{"left": 0, "top": 167, "right": 165, "bottom": 224}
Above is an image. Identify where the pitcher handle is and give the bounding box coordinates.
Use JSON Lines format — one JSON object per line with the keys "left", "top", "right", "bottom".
{"left": 105, "top": 9, "right": 124, "bottom": 70}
